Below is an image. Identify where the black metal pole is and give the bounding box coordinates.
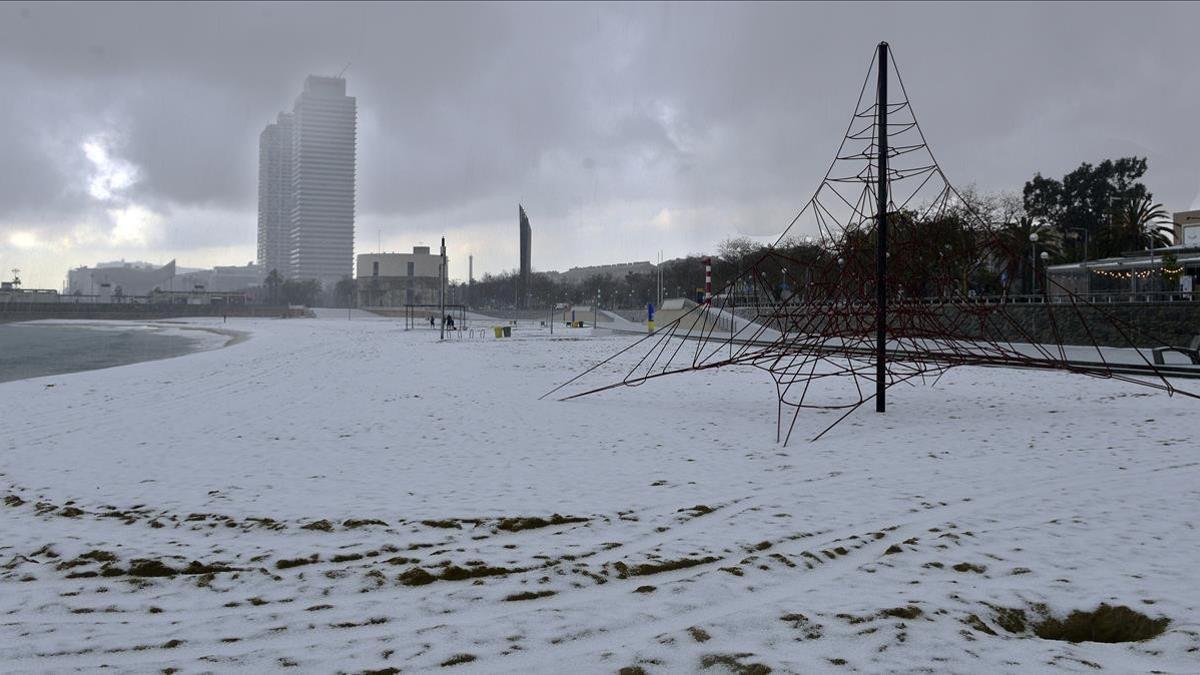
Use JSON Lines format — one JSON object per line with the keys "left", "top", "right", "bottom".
{"left": 439, "top": 237, "right": 446, "bottom": 341}
{"left": 875, "top": 42, "right": 889, "bottom": 414}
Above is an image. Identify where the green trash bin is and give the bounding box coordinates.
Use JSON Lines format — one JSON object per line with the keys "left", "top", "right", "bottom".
{"left": 493, "top": 326, "right": 503, "bottom": 338}
{"left": 502, "top": 326, "right": 512, "bottom": 338}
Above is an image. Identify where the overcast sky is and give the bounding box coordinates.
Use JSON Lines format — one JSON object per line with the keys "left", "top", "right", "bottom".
{"left": 1, "top": 1, "right": 1198, "bottom": 289}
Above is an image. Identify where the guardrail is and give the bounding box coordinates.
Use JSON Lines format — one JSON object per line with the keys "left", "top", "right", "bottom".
{"left": 713, "top": 291, "right": 1199, "bottom": 310}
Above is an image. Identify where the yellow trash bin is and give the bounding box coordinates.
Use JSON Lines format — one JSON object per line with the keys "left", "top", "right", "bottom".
{"left": 493, "top": 326, "right": 504, "bottom": 338}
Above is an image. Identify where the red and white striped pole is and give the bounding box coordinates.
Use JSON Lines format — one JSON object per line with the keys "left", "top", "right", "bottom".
{"left": 703, "top": 257, "right": 712, "bottom": 304}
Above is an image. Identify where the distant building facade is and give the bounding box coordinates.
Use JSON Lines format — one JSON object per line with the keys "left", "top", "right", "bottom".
{"left": 519, "top": 205, "right": 532, "bottom": 308}
{"left": 356, "top": 247, "right": 445, "bottom": 307}
{"left": 68, "top": 260, "right": 177, "bottom": 298}
{"left": 257, "top": 112, "right": 294, "bottom": 278}
{"left": 0, "top": 287, "right": 59, "bottom": 303}
{"left": 67, "top": 260, "right": 262, "bottom": 300}
{"left": 257, "top": 75, "right": 357, "bottom": 289}
{"left": 175, "top": 263, "right": 265, "bottom": 293}
{"left": 556, "top": 261, "right": 657, "bottom": 285}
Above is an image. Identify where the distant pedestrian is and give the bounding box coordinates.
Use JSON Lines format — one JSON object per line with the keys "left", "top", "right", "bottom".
{"left": 446, "top": 314, "right": 455, "bottom": 330}
{"left": 429, "top": 315, "right": 435, "bottom": 328}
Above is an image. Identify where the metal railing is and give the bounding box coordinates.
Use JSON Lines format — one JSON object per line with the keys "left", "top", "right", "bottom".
{"left": 716, "top": 290, "right": 1198, "bottom": 309}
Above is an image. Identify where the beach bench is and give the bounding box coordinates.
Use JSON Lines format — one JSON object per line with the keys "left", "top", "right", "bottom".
{"left": 1152, "top": 335, "right": 1200, "bottom": 366}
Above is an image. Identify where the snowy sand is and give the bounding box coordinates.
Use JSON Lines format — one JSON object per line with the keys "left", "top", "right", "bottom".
{"left": 1, "top": 316, "right": 1197, "bottom": 673}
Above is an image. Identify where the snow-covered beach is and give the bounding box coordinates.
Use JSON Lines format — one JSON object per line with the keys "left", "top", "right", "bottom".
{"left": 1, "top": 315, "right": 1197, "bottom": 673}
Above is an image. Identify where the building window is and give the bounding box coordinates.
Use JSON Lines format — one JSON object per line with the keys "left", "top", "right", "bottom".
{"left": 372, "top": 261, "right": 379, "bottom": 277}
{"left": 407, "top": 262, "right": 415, "bottom": 277}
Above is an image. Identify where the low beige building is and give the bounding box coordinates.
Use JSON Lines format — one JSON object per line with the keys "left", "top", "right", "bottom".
{"left": 356, "top": 247, "right": 445, "bottom": 306}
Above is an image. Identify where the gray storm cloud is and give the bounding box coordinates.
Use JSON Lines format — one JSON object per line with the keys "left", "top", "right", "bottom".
{"left": 1, "top": 2, "right": 1198, "bottom": 287}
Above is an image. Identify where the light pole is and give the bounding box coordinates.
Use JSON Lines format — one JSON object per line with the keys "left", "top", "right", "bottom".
{"left": 439, "top": 237, "right": 446, "bottom": 341}
{"left": 1066, "top": 227, "right": 1090, "bottom": 295}
{"left": 1039, "top": 251, "right": 1049, "bottom": 299}
{"left": 1148, "top": 224, "right": 1159, "bottom": 295}
{"left": 1029, "top": 232, "right": 1039, "bottom": 296}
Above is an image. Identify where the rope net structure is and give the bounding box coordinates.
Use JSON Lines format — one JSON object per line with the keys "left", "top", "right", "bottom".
{"left": 545, "top": 43, "right": 1200, "bottom": 444}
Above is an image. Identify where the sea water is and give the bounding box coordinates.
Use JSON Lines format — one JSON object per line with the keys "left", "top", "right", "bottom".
{"left": 0, "top": 322, "right": 207, "bottom": 384}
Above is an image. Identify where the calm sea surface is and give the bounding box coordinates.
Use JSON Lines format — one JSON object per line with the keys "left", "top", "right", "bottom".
{"left": 0, "top": 323, "right": 205, "bottom": 383}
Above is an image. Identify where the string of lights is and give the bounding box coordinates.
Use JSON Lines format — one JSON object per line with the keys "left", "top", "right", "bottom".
{"left": 1092, "top": 268, "right": 1161, "bottom": 280}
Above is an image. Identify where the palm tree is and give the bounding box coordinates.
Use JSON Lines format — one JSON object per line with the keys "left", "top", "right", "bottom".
{"left": 1099, "top": 196, "right": 1172, "bottom": 257}
{"left": 264, "top": 268, "right": 283, "bottom": 305}
{"left": 334, "top": 276, "right": 357, "bottom": 308}
{"left": 989, "top": 217, "right": 1060, "bottom": 294}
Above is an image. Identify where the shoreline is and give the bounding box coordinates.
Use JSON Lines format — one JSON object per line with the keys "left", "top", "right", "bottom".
{"left": 157, "top": 322, "right": 252, "bottom": 348}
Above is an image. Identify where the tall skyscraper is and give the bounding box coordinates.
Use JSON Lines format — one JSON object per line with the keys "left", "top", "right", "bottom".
{"left": 519, "top": 205, "right": 532, "bottom": 308}
{"left": 256, "top": 112, "right": 293, "bottom": 277}
{"left": 257, "top": 75, "right": 357, "bottom": 288}
{"left": 289, "top": 76, "right": 357, "bottom": 286}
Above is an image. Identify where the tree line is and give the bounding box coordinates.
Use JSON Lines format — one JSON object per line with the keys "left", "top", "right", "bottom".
{"left": 248, "top": 156, "right": 1179, "bottom": 307}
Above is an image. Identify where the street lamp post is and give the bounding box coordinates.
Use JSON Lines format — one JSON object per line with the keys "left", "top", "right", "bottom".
{"left": 1029, "top": 232, "right": 1039, "bottom": 296}
{"left": 1066, "top": 227, "right": 1090, "bottom": 296}
{"left": 1039, "top": 251, "right": 1049, "bottom": 299}
{"left": 1148, "top": 226, "right": 1158, "bottom": 296}
{"left": 439, "top": 237, "right": 446, "bottom": 341}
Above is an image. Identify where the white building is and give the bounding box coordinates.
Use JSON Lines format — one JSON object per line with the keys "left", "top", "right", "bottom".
{"left": 257, "top": 112, "right": 294, "bottom": 277}
{"left": 67, "top": 260, "right": 176, "bottom": 297}
{"left": 175, "top": 263, "right": 264, "bottom": 293}
{"left": 288, "top": 76, "right": 357, "bottom": 287}
{"left": 67, "top": 260, "right": 262, "bottom": 299}
{"left": 256, "top": 76, "right": 357, "bottom": 289}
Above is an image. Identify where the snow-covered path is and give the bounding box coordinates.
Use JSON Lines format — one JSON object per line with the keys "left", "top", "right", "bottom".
{"left": 1, "top": 317, "right": 1197, "bottom": 673}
